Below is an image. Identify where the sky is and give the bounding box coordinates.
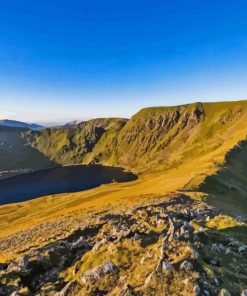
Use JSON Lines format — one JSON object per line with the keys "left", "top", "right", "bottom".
{"left": 0, "top": 0, "right": 247, "bottom": 124}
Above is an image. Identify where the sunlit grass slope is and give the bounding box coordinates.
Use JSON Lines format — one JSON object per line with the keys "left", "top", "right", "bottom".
{"left": 1, "top": 100, "right": 247, "bottom": 239}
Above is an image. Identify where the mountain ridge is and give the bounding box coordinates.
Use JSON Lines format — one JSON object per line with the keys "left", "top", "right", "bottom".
{"left": 0, "top": 119, "right": 44, "bottom": 130}
{"left": 1, "top": 100, "right": 247, "bottom": 175}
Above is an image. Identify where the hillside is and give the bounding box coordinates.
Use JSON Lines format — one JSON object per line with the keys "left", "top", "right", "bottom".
{"left": 24, "top": 117, "right": 128, "bottom": 167}
{"left": 0, "top": 119, "right": 44, "bottom": 130}
{"left": 2, "top": 101, "right": 247, "bottom": 175}
{"left": 1, "top": 101, "right": 247, "bottom": 295}
{"left": 199, "top": 139, "right": 247, "bottom": 218}
{"left": 0, "top": 126, "right": 55, "bottom": 179}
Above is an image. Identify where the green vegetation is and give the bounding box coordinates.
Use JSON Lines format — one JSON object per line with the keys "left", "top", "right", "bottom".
{"left": 1, "top": 100, "right": 247, "bottom": 295}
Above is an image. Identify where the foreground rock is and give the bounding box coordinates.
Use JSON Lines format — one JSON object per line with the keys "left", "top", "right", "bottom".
{"left": 0, "top": 194, "right": 246, "bottom": 295}
{"left": 81, "top": 261, "right": 119, "bottom": 284}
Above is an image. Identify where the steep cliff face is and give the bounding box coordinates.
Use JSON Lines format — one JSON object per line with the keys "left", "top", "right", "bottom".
{"left": 113, "top": 103, "right": 205, "bottom": 171}
{"left": 24, "top": 118, "right": 127, "bottom": 166}
{"left": 87, "top": 101, "right": 247, "bottom": 173}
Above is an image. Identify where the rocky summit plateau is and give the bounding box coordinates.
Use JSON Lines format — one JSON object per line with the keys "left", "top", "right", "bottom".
{"left": 1, "top": 101, "right": 247, "bottom": 296}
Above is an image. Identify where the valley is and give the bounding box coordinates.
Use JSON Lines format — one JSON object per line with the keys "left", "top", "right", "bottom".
{"left": 1, "top": 101, "right": 247, "bottom": 295}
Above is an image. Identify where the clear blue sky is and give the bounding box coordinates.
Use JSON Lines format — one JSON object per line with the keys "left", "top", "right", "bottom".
{"left": 0, "top": 0, "right": 247, "bottom": 123}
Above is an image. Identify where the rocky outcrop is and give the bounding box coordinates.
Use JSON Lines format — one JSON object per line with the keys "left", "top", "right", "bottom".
{"left": 81, "top": 261, "right": 119, "bottom": 284}
{"left": 55, "top": 280, "right": 81, "bottom": 296}
{"left": 0, "top": 195, "right": 246, "bottom": 295}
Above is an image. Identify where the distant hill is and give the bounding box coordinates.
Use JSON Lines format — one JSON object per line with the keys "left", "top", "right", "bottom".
{"left": 0, "top": 119, "right": 44, "bottom": 130}
{"left": 63, "top": 120, "right": 83, "bottom": 128}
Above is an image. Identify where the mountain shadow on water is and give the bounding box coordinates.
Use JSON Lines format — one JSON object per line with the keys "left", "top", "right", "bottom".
{"left": 0, "top": 165, "right": 138, "bottom": 205}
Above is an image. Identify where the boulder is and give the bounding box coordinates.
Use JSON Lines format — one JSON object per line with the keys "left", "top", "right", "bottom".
{"left": 180, "top": 260, "right": 194, "bottom": 271}
{"left": 81, "top": 261, "right": 119, "bottom": 284}
{"left": 117, "top": 283, "right": 134, "bottom": 296}
{"left": 212, "top": 277, "right": 220, "bottom": 287}
{"left": 190, "top": 248, "right": 199, "bottom": 260}
{"left": 211, "top": 243, "right": 220, "bottom": 252}
{"left": 133, "top": 233, "right": 141, "bottom": 241}
{"left": 92, "top": 238, "right": 107, "bottom": 252}
{"left": 225, "top": 247, "right": 231, "bottom": 255}
{"left": 162, "top": 260, "right": 173, "bottom": 271}
{"left": 156, "top": 258, "right": 173, "bottom": 272}
{"left": 55, "top": 280, "right": 81, "bottom": 296}
{"left": 219, "top": 288, "right": 231, "bottom": 296}
{"left": 238, "top": 246, "right": 247, "bottom": 255}
{"left": 7, "top": 255, "right": 29, "bottom": 275}
{"left": 210, "top": 259, "right": 218, "bottom": 266}
{"left": 70, "top": 237, "right": 89, "bottom": 251}
{"left": 193, "top": 285, "right": 201, "bottom": 296}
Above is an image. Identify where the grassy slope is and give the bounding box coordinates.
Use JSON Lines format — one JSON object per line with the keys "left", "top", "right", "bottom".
{"left": 1, "top": 101, "right": 247, "bottom": 239}
{"left": 25, "top": 118, "right": 127, "bottom": 165}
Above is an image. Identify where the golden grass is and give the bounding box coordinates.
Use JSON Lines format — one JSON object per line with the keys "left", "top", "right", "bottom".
{"left": 206, "top": 215, "right": 244, "bottom": 229}
{"left": 1, "top": 101, "right": 247, "bottom": 241}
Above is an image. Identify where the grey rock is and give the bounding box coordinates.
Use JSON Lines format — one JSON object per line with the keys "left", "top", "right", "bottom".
{"left": 7, "top": 255, "right": 29, "bottom": 275}
{"left": 92, "top": 238, "right": 108, "bottom": 252}
{"left": 210, "top": 259, "right": 217, "bottom": 266}
{"left": 70, "top": 237, "right": 89, "bottom": 250}
{"left": 219, "top": 288, "right": 231, "bottom": 296}
{"left": 190, "top": 248, "right": 199, "bottom": 260}
{"left": 156, "top": 258, "right": 173, "bottom": 272}
{"left": 238, "top": 246, "right": 247, "bottom": 255}
{"left": 211, "top": 243, "right": 220, "bottom": 252}
{"left": 117, "top": 283, "right": 134, "bottom": 296}
{"left": 81, "top": 261, "right": 118, "bottom": 284}
{"left": 213, "top": 277, "right": 219, "bottom": 286}
{"left": 55, "top": 280, "right": 81, "bottom": 296}
{"left": 180, "top": 260, "right": 194, "bottom": 271}
{"left": 133, "top": 233, "right": 141, "bottom": 241}
{"left": 162, "top": 260, "right": 173, "bottom": 271}
{"left": 193, "top": 285, "right": 200, "bottom": 295}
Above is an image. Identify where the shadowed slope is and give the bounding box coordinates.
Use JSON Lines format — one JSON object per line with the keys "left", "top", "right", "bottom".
{"left": 0, "top": 126, "right": 57, "bottom": 179}
{"left": 199, "top": 139, "right": 247, "bottom": 218}
{"left": 24, "top": 117, "right": 127, "bottom": 166}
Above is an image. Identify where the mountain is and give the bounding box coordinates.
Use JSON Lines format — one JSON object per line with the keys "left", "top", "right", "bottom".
{"left": 0, "top": 119, "right": 44, "bottom": 130}
{"left": 5, "top": 101, "right": 247, "bottom": 173}
{"left": 1, "top": 101, "right": 247, "bottom": 295}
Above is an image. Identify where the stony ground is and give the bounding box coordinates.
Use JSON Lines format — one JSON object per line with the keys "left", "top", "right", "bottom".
{"left": 0, "top": 195, "right": 247, "bottom": 296}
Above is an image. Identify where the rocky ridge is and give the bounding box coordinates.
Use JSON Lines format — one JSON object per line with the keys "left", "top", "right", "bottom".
{"left": 1, "top": 195, "right": 247, "bottom": 295}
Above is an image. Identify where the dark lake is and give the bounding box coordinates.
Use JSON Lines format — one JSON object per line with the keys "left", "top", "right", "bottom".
{"left": 0, "top": 165, "right": 137, "bottom": 205}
